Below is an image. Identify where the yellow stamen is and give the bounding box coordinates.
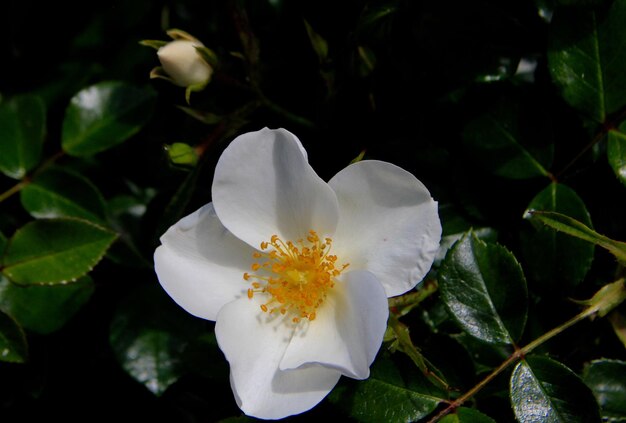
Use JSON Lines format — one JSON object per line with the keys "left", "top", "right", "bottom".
{"left": 244, "top": 230, "right": 349, "bottom": 323}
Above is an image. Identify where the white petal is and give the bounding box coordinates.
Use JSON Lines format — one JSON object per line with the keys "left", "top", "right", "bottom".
{"left": 157, "top": 40, "right": 212, "bottom": 87}
{"left": 212, "top": 128, "right": 339, "bottom": 249}
{"left": 280, "top": 270, "right": 388, "bottom": 380}
{"left": 154, "top": 203, "right": 256, "bottom": 321}
{"left": 328, "top": 160, "right": 442, "bottom": 297}
{"left": 215, "top": 298, "right": 341, "bottom": 419}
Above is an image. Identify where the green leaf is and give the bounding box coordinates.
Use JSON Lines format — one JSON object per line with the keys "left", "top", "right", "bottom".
{"left": 194, "top": 46, "right": 219, "bottom": 69}
{"left": 184, "top": 81, "right": 209, "bottom": 105}
{"left": 521, "top": 183, "right": 595, "bottom": 291}
{"left": 584, "top": 359, "right": 626, "bottom": 420}
{"left": 524, "top": 210, "right": 626, "bottom": 265}
{"left": 61, "top": 81, "right": 156, "bottom": 156}
{"left": 165, "top": 142, "right": 199, "bottom": 167}
{"left": 439, "top": 232, "right": 528, "bottom": 344}
{"left": 304, "top": 20, "right": 328, "bottom": 63}
{"left": 580, "top": 279, "right": 626, "bottom": 318}
{"left": 439, "top": 407, "right": 497, "bottom": 423}
{"left": 356, "top": 45, "right": 377, "bottom": 77}
{"left": 0, "top": 231, "right": 6, "bottom": 256}
{"left": 388, "top": 315, "right": 450, "bottom": 391}
{"left": 608, "top": 310, "right": 626, "bottom": 350}
{"left": 453, "top": 332, "right": 511, "bottom": 374}
{"left": 0, "top": 274, "right": 94, "bottom": 334}
{"left": 548, "top": 0, "right": 626, "bottom": 123}
{"left": 329, "top": 357, "right": 444, "bottom": 422}
{"left": 437, "top": 226, "right": 498, "bottom": 267}
{"left": 356, "top": 2, "right": 397, "bottom": 33}
{"left": 109, "top": 285, "right": 208, "bottom": 396}
{"left": 0, "top": 309, "right": 27, "bottom": 363}
{"left": 608, "top": 127, "right": 626, "bottom": 188}
{"left": 1, "top": 218, "right": 117, "bottom": 285}
{"left": 105, "top": 190, "right": 154, "bottom": 269}
{"left": 510, "top": 356, "right": 601, "bottom": 423}
{"left": 20, "top": 167, "right": 106, "bottom": 224}
{"left": 138, "top": 39, "right": 167, "bottom": 49}
{"left": 175, "top": 105, "right": 222, "bottom": 124}
{"left": 0, "top": 94, "right": 46, "bottom": 179}
{"left": 463, "top": 96, "right": 553, "bottom": 179}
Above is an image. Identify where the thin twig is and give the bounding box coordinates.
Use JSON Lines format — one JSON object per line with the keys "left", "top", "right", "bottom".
{"left": 426, "top": 304, "right": 601, "bottom": 422}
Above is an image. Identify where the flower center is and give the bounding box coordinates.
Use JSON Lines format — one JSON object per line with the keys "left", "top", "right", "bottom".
{"left": 244, "top": 230, "right": 349, "bottom": 323}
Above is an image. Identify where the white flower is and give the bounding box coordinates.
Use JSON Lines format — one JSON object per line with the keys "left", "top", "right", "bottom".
{"left": 157, "top": 39, "right": 213, "bottom": 87}
{"left": 154, "top": 128, "right": 441, "bottom": 419}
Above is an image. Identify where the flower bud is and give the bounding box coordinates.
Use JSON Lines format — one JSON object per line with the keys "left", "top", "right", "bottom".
{"left": 165, "top": 142, "right": 199, "bottom": 166}
{"left": 157, "top": 40, "right": 213, "bottom": 88}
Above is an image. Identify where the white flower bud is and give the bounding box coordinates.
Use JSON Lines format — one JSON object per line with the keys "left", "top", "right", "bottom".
{"left": 157, "top": 40, "right": 213, "bottom": 87}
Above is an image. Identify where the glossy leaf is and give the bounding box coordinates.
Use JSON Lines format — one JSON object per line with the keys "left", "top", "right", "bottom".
{"left": 453, "top": 332, "right": 511, "bottom": 374}
{"left": 61, "top": 81, "right": 156, "bottom": 156}
{"left": 0, "top": 274, "right": 94, "bottom": 334}
{"left": 439, "top": 232, "right": 528, "bottom": 344}
{"left": 0, "top": 309, "right": 27, "bottom": 363}
{"left": 436, "top": 227, "right": 498, "bottom": 267}
{"left": 583, "top": 359, "right": 626, "bottom": 420}
{"left": 439, "top": 407, "right": 497, "bottom": 423}
{"left": 105, "top": 192, "right": 154, "bottom": 269}
{"left": 109, "top": 285, "right": 207, "bottom": 396}
{"left": 329, "top": 357, "right": 444, "bottom": 422}
{"left": 437, "top": 204, "right": 498, "bottom": 264}
{"left": 521, "top": 183, "right": 595, "bottom": 291}
{"left": 511, "top": 356, "right": 601, "bottom": 423}
{"left": 0, "top": 94, "right": 46, "bottom": 179}
{"left": 2, "top": 218, "right": 117, "bottom": 285}
{"left": 20, "top": 167, "right": 106, "bottom": 224}
{"left": 548, "top": 0, "right": 626, "bottom": 123}
{"left": 525, "top": 209, "right": 626, "bottom": 265}
{"left": 608, "top": 127, "right": 626, "bottom": 188}
{"left": 463, "top": 97, "right": 553, "bottom": 179}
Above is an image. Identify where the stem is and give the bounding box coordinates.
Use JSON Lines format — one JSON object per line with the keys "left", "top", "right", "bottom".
{"left": 0, "top": 150, "right": 64, "bottom": 204}
{"left": 426, "top": 304, "right": 599, "bottom": 422}
{"left": 520, "top": 305, "right": 596, "bottom": 355}
{"left": 389, "top": 280, "right": 438, "bottom": 308}
{"left": 556, "top": 105, "right": 626, "bottom": 180}
{"left": 389, "top": 279, "right": 438, "bottom": 316}
{"left": 389, "top": 314, "right": 450, "bottom": 391}
{"left": 229, "top": 0, "right": 316, "bottom": 130}
{"left": 555, "top": 128, "right": 607, "bottom": 180}
{"left": 0, "top": 180, "right": 29, "bottom": 203}
{"left": 193, "top": 101, "right": 259, "bottom": 157}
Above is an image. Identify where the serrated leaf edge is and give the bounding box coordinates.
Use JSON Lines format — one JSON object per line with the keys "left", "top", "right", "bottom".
{"left": 2, "top": 217, "right": 118, "bottom": 285}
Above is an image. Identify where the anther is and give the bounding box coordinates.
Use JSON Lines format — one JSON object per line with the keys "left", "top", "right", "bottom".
{"left": 244, "top": 231, "right": 349, "bottom": 324}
